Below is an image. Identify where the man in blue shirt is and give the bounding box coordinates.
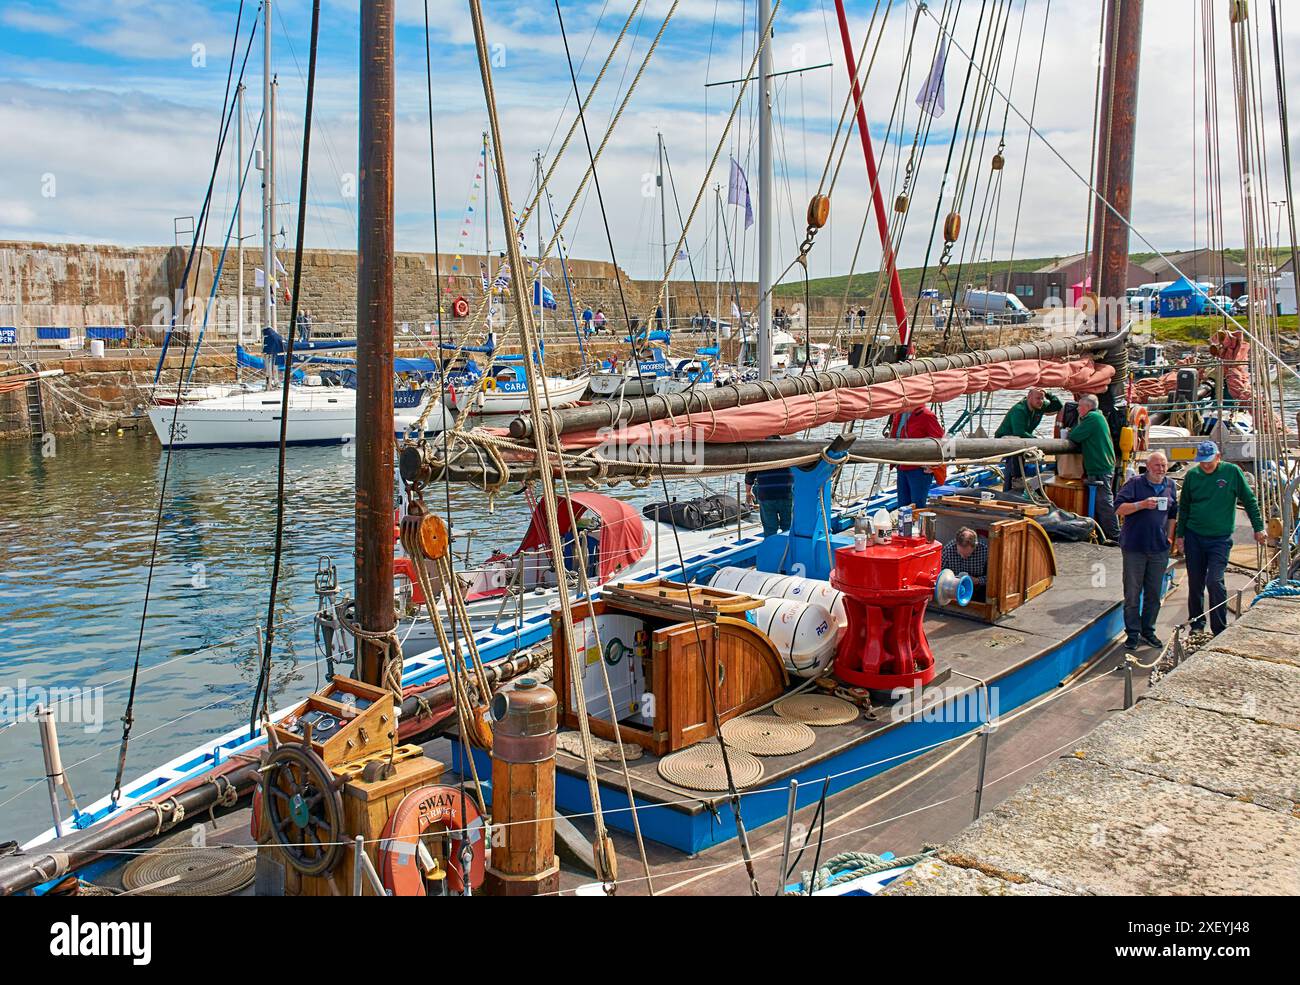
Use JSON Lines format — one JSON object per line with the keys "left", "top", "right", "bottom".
{"left": 1115, "top": 451, "right": 1177, "bottom": 649}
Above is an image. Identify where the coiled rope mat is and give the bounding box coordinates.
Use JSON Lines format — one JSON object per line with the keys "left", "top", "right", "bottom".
{"left": 121, "top": 845, "right": 256, "bottom": 896}
{"left": 720, "top": 715, "right": 816, "bottom": 756}
{"left": 557, "top": 730, "right": 643, "bottom": 761}
{"left": 657, "top": 743, "right": 764, "bottom": 791}
{"left": 774, "top": 694, "right": 860, "bottom": 727}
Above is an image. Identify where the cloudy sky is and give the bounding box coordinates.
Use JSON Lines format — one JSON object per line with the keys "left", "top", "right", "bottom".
{"left": 2, "top": 0, "right": 1298, "bottom": 282}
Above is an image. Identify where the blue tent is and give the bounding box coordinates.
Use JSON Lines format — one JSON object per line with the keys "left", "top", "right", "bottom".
{"left": 1158, "top": 276, "right": 1207, "bottom": 318}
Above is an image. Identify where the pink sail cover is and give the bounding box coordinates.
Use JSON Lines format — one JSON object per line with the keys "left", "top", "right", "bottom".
{"left": 560, "top": 357, "right": 1114, "bottom": 448}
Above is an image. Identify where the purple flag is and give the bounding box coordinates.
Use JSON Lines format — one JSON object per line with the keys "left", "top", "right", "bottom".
{"left": 915, "top": 43, "right": 948, "bottom": 118}
{"left": 727, "top": 156, "right": 754, "bottom": 229}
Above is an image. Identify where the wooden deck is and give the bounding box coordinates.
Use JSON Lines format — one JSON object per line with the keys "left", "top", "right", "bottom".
{"left": 72, "top": 524, "right": 1268, "bottom": 897}
{"left": 454, "top": 538, "right": 1142, "bottom": 854}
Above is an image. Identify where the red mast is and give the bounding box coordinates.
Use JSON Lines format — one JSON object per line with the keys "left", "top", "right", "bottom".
{"left": 832, "top": 0, "right": 912, "bottom": 354}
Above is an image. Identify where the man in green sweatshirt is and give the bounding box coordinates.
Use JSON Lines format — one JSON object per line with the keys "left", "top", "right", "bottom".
{"left": 1175, "top": 440, "right": 1267, "bottom": 635}
{"left": 995, "top": 387, "right": 1062, "bottom": 490}
{"left": 1067, "top": 394, "right": 1118, "bottom": 540}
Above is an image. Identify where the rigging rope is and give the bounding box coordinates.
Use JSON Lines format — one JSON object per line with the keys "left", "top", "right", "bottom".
{"left": 250, "top": 0, "right": 322, "bottom": 735}
{"left": 112, "top": 3, "right": 259, "bottom": 806}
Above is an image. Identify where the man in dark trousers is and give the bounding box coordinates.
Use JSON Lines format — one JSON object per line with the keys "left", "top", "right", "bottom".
{"left": 1115, "top": 451, "right": 1176, "bottom": 649}
{"left": 1068, "top": 393, "right": 1118, "bottom": 540}
{"left": 745, "top": 463, "right": 794, "bottom": 536}
{"left": 1175, "top": 441, "right": 1266, "bottom": 635}
{"left": 995, "top": 386, "right": 1062, "bottom": 490}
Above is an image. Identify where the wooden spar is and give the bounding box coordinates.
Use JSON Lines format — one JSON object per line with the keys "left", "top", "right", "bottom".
{"left": 0, "top": 766, "right": 260, "bottom": 897}
{"left": 508, "top": 332, "right": 1127, "bottom": 441}
{"left": 354, "top": 0, "right": 396, "bottom": 688}
{"left": 832, "top": 0, "right": 911, "bottom": 352}
{"left": 1089, "top": 0, "right": 1142, "bottom": 401}
{"left": 400, "top": 435, "right": 1077, "bottom": 487}
{"left": 400, "top": 648, "right": 546, "bottom": 724}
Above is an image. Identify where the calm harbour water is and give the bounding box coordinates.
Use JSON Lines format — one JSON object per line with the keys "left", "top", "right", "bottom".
{"left": 0, "top": 387, "right": 1051, "bottom": 842}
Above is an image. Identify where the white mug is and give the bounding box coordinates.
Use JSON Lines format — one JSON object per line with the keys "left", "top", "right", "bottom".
{"left": 1156, "top": 496, "right": 1168, "bottom": 511}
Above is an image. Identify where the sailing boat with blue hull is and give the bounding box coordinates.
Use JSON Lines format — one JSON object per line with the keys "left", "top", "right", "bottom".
{"left": 12, "top": 0, "right": 1289, "bottom": 900}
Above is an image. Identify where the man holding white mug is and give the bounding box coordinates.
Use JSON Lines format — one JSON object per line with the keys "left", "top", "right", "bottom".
{"left": 1115, "top": 451, "right": 1177, "bottom": 649}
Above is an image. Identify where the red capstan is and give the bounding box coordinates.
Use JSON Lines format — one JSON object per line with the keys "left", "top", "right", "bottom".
{"left": 831, "top": 535, "right": 941, "bottom": 691}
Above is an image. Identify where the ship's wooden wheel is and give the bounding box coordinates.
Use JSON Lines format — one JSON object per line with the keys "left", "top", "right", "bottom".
{"left": 262, "top": 743, "right": 345, "bottom": 876}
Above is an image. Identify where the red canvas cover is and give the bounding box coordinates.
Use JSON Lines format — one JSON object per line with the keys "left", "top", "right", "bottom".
{"left": 560, "top": 357, "right": 1113, "bottom": 448}
{"left": 517, "top": 492, "right": 647, "bottom": 581}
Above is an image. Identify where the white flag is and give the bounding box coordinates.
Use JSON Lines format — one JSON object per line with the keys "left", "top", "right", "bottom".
{"left": 916, "top": 43, "right": 948, "bottom": 118}
{"left": 727, "top": 157, "right": 754, "bottom": 229}
{"left": 255, "top": 267, "right": 266, "bottom": 288}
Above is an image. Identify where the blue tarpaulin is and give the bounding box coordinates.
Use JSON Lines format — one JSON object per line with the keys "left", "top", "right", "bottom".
{"left": 237, "top": 344, "right": 304, "bottom": 382}
{"left": 625, "top": 330, "right": 671, "bottom": 344}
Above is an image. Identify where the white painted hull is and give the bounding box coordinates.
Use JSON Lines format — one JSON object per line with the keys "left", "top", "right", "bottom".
{"left": 148, "top": 387, "right": 451, "bottom": 447}
{"left": 453, "top": 374, "right": 590, "bottom": 415}
{"left": 587, "top": 373, "right": 666, "bottom": 398}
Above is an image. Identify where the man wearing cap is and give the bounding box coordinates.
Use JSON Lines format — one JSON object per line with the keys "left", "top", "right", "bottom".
{"left": 1115, "top": 451, "right": 1177, "bottom": 649}
{"left": 995, "top": 387, "right": 1063, "bottom": 490}
{"left": 1067, "top": 393, "right": 1119, "bottom": 540}
{"left": 1175, "top": 440, "right": 1266, "bottom": 635}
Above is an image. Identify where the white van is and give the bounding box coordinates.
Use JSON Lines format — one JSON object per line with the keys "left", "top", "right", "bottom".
{"left": 962, "top": 289, "right": 1031, "bottom": 324}
{"left": 1131, "top": 281, "right": 1172, "bottom": 314}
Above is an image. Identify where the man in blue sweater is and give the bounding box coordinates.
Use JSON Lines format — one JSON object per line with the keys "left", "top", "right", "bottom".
{"left": 1115, "top": 451, "right": 1177, "bottom": 649}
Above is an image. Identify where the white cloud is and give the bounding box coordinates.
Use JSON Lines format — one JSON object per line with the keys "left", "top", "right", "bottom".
{"left": 3, "top": 0, "right": 1299, "bottom": 283}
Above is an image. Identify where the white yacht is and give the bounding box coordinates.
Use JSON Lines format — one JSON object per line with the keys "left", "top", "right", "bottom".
{"left": 148, "top": 382, "right": 451, "bottom": 448}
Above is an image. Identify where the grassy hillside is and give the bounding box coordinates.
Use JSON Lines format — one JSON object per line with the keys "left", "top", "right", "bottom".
{"left": 774, "top": 248, "right": 1293, "bottom": 303}
{"left": 1148, "top": 313, "right": 1298, "bottom": 344}
{"left": 771, "top": 256, "right": 1059, "bottom": 302}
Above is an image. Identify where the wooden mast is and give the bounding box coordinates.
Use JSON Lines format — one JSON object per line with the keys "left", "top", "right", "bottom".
{"left": 1089, "top": 0, "right": 1143, "bottom": 408}
{"left": 354, "top": 0, "right": 396, "bottom": 687}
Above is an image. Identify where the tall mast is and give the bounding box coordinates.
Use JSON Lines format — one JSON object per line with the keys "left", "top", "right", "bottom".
{"left": 1089, "top": 0, "right": 1142, "bottom": 405}
{"left": 236, "top": 81, "right": 244, "bottom": 383}
{"left": 354, "top": 0, "right": 396, "bottom": 687}
{"left": 261, "top": 0, "right": 274, "bottom": 388}
{"left": 658, "top": 131, "right": 669, "bottom": 330}
{"left": 270, "top": 76, "right": 278, "bottom": 342}
{"left": 757, "top": 0, "right": 773, "bottom": 381}
{"left": 536, "top": 152, "right": 544, "bottom": 336}
{"left": 483, "top": 130, "right": 492, "bottom": 335}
